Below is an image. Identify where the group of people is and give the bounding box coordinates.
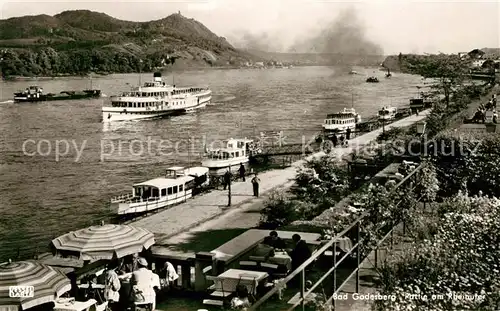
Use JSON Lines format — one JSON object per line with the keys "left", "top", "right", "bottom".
{"left": 98, "top": 254, "right": 178, "bottom": 311}
{"left": 328, "top": 128, "right": 351, "bottom": 148}
{"left": 223, "top": 163, "right": 261, "bottom": 197}
{"left": 262, "top": 231, "right": 312, "bottom": 285}
{"left": 472, "top": 94, "right": 498, "bottom": 123}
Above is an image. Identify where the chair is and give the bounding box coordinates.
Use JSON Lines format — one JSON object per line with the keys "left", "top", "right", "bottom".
{"left": 239, "top": 261, "right": 258, "bottom": 269}
{"left": 238, "top": 276, "right": 258, "bottom": 302}
{"left": 249, "top": 256, "right": 266, "bottom": 262}
{"left": 202, "top": 266, "right": 212, "bottom": 275}
{"left": 202, "top": 299, "right": 224, "bottom": 307}
{"left": 260, "top": 262, "right": 279, "bottom": 274}
{"left": 133, "top": 301, "right": 152, "bottom": 311}
{"left": 205, "top": 275, "right": 232, "bottom": 298}
{"left": 89, "top": 301, "right": 108, "bottom": 311}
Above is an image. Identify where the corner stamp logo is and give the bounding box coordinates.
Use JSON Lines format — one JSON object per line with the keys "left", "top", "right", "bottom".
{"left": 9, "top": 286, "right": 34, "bottom": 298}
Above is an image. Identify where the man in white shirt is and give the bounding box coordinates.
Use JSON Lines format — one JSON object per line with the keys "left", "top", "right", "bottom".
{"left": 130, "top": 258, "right": 160, "bottom": 310}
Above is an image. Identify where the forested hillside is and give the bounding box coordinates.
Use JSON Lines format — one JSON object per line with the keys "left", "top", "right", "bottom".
{"left": 0, "top": 10, "right": 253, "bottom": 77}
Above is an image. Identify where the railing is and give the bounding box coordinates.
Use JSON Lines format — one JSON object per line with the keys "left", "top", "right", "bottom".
{"left": 249, "top": 163, "right": 424, "bottom": 311}
{"left": 112, "top": 195, "right": 160, "bottom": 204}
{"left": 110, "top": 193, "right": 134, "bottom": 202}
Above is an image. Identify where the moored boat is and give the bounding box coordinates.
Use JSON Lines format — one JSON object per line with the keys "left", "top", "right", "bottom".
{"left": 322, "top": 108, "right": 362, "bottom": 133}
{"left": 201, "top": 138, "right": 259, "bottom": 175}
{"left": 102, "top": 72, "right": 211, "bottom": 122}
{"left": 378, "top": 106, "right": 398, "bottom": 121}
{"left": 111, "top": 166, "right": 209, "bottom": 215}
{"left": 13, "top": 86, "right": 101, "bottom": 103}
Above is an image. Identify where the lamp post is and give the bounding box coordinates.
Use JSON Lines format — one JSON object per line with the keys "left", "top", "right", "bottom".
{"left": 416, "top": 121, "right": 426, "bottom": 157}
{"left": 227, "top": 166, "right": 232, "bottom": 207}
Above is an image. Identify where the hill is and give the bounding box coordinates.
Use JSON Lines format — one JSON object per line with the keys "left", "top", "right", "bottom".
{"left": 0, "top": 10, "right": 253, "bottom": 77}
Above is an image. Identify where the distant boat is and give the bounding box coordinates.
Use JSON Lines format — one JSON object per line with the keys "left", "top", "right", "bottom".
{"left": 349, "top": 70, "right": 359, "bottom": 75}
{"left": 13, "top": 86, "right": 101, "bottom": 103}
{"left": 366, "top": 76, "right": 379, "bottom": 83}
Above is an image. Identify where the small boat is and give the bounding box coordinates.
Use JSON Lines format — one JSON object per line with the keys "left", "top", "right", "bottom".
{"left": 366, "top": 77, "right": 379, "bottom": 83}
{"left": 111, "top": 166, "right": 209, "bottom": 215}
{"left": 201, "top": 138, "right": 259, "bottom": 174}
{"left": 322, "top": 108, "right": 362, "bottom": 133}
{"left": 13, "top": 86, "right": 101, "bottom": 103}
{"left": 378, "top": 106, "right": 398, "bottom": 121}
{"left": 348, "top": 70, "right": 359, "bottom": 75}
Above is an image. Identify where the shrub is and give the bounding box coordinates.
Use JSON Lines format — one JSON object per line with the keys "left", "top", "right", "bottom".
{"left": 292, "top": 156, "right": 350, "bottom": 204}
{"left": 375, "top": 194, "right": 500, "bottom": 311}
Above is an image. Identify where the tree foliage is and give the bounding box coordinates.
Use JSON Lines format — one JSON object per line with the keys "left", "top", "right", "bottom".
{"left": 260, "top": 156, "right": 350, "bottom": 229}
{"left": 0, "top": 47, "right": 180, "bottom": 77}
{"left": 408, "top": 54, "right": 468, "bottom": 108}
{"left": 375, "top": 194, "right": 500, "bottom": 311}
{"left": 292, "top": 156, "right": 350, "bottom": 204}
{"left": 431, "top": 131, "right": 500, "bottom": 197}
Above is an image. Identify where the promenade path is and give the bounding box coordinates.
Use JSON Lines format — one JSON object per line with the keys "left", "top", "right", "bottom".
{"left": 131, "top": 110, "right": 430, "bottom": 245}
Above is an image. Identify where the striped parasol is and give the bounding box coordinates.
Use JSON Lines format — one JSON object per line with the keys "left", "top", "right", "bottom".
{"left": 0, "top": 260, "right": 71, "bottom": 310}
{"left": 50, "top": 224, "right": 155, "bottom": 260}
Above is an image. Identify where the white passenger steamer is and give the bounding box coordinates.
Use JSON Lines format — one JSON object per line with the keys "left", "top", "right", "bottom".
{"left": 322, "top": 108, "right": 362, "bottom": 133}
{"left": 102, "top": 72, "right": 211, "bottom": 122}
{"left": 111, "top": 166, "right": 209, "bottom": 215}
{"left": 201, "top": 138, "right": 259, "bottom": 175}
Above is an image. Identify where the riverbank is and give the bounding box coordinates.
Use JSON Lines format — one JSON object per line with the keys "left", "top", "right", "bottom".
{"left": 130, "top": 111, "right": 430, "bottom": 256}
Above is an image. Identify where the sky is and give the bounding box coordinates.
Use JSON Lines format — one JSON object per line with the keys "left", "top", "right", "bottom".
{"left": 0, "top": 0, "right": 498, "bottom": 55}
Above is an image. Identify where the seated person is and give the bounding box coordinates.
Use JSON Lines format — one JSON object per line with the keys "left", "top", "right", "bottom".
{"left": 262, "top": 231, "right": 286, "bottom": 250}
{"left": 230, "top": 285, "right": 251, "bottom": 310}
{"left": 130, "top": 258, "right": 159, "bottom": 310}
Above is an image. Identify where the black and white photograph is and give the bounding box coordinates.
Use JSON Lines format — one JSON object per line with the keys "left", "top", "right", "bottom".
{"left": 0, "top": 0, "right": 499, "bottom": 310}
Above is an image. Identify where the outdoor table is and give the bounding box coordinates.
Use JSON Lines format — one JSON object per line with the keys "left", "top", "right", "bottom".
{"left": 53, "top": 298, "right": 97, "bottom": 311}
{"left": 268, "top": 251, "right": 292, "bottom": 271}
{"left": 217, "top": 269, "right": 268, "bottom": 295}
{"left": 77, "top": 283, "right": 105, "bottom": 289}
{"left": 287, "top": 292, "right": 317, "bottom": 305}
{"left": 335, "top": 237, "right": 353, "bottom": 253}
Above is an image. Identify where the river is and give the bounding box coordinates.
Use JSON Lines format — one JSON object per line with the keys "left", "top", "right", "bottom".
{"left": 0, "top": 66, "right": 424, "bottom": 262}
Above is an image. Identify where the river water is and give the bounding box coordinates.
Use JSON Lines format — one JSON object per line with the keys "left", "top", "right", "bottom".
{"left": 0, "top": 66, "right": 424, "bottom": 261}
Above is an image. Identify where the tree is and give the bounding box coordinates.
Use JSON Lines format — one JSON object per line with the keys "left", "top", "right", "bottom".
{"left": 413, "top": 54, "right": 468, "bottom": 109}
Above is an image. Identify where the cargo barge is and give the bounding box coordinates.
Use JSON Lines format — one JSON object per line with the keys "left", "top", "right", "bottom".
{"left": 13, "top": 86, "right": 101, "bottom": 103}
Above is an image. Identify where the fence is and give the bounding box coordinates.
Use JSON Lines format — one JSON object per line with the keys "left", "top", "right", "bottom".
{"left": 248, "top": 162, "right": 424, "bottom": 311}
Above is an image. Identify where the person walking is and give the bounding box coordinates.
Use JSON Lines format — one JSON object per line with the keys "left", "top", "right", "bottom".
{"left": 346, "top": 128, "right": 351, "bottom": 140}
{"left": 331, "top": 134, "right": 338, "bottom": 147}
{"left": 239, "top": 163, "right": 246, "bottom": 182}
{"left": 251, "top": 173, "right": 260, "bottom": 197}
{"left": 223, "top": 170, "right": 232, "bottom": 190}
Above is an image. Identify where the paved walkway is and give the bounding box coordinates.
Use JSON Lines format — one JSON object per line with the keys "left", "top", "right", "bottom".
{"left": 131, "top": 110, "right": 430, "bottom": 244}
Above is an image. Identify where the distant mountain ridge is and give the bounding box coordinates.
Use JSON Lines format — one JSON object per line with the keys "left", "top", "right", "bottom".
{"left": 0, "top": 10, "right": 254, "bottom": 77}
